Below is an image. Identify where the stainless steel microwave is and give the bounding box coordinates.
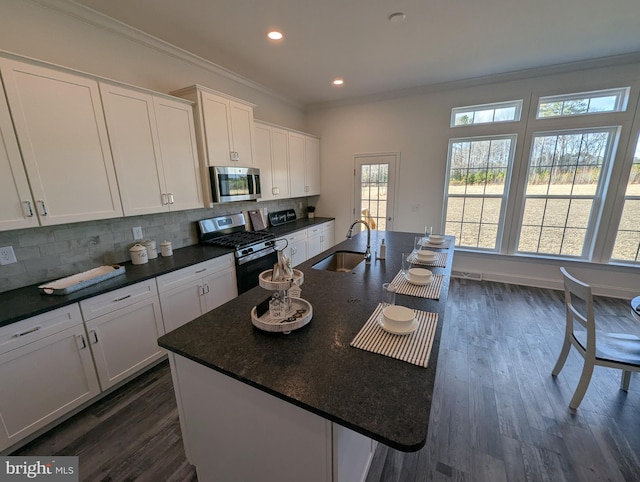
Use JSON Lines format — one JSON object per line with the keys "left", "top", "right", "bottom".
{"left": 209, "top": 166, "right": 261, "bottom": 203}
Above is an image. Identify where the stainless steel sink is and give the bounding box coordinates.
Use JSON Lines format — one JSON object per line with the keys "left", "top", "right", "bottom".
{"left": 312, "top": 251, "right": 366, "bottom": 272}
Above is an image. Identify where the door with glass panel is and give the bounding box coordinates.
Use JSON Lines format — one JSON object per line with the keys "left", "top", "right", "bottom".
{"left": 354, "top": 154, "right": 397, "bottom": 231}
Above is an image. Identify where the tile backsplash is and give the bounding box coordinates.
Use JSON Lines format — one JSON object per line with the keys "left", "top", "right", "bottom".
{"left": 0, "top": 198, "right": 307, "bottom": 293}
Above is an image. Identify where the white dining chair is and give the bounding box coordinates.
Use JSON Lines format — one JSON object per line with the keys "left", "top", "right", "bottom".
{"left": 552, "top": 267, "right": 640, "bottom": 409}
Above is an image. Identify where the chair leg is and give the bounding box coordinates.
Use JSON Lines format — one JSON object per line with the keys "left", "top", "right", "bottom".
{"left": 551, "top": 338, "right": 571, "bottom": 376}
{"left": 569, "top": 361, "right": 594, "bottom": 410}
{"left": 621, "top": 370, "right": 632, "bottom": 391}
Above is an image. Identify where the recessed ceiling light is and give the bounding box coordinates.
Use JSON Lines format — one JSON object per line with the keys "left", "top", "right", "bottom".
{"left": 388, "top": 12, "right": 406, "bottom": 23}
{"left": 267, "top": 31, "right": 283, "bottom": 40}
{"left": 332, "top": 78, "right": 344, "bottom": 86}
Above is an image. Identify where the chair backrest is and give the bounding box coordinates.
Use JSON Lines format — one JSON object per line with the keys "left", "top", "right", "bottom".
{"left": 560, "top": 267, "right": 596, "bottom": 352}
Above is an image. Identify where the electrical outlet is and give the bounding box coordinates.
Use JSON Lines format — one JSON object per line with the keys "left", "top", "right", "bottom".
{"left": 0, "top": 246, "right": 17, "bottom": 265}
{"left": 132, "top": 226, "right": 143, "bottom": 240}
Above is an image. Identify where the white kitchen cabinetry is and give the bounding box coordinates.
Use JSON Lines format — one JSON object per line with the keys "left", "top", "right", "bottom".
{"left": 79, "top": 279, "right": 165, "bottom": 391}
{"left": 0, "top": 304, "right": 100, "bottom": 452}
{"left": 254, "top": 121, "right": 290, "bottom": 201}
{"left": 284, "top": 230, "right": 308, "bottom": 267}
{"left": 289, "top": 131, "right": 321, "bottom": 198}
{"left": 100, "top": 83, "right": 202, "bottom": 216}
{"left": 0, "top": 74, "right": 38, "bottom": 231}
{"left": 307, "top": 221, "right": 336, "bottom": 259}
{"left": 157, "top": 254, "right": 237, "bottom": 333}
{"left": 172, "top": 85, "right": 255, "bottom": 168}
{"left": 0, "top": 58, "right": 123, "bottom": 225}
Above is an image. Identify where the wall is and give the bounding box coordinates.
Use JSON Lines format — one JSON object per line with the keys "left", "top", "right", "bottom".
{"left": 0, "top": 198, "right": 307, "bottom": 292}
{"left": 0, "top": 0, "right": 312, "bottom": 292}
{"left": 306, "top": 61, "right": 640, "bottom": 298}
{"left": 0, "top": 0, "right": 305, "bottom": 130}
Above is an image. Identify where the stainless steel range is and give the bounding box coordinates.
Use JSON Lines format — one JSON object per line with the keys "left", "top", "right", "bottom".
{"left": 198, "top": 213, "right": 277, "bottom": 294}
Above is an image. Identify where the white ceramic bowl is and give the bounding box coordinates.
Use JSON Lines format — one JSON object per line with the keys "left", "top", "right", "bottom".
{"left": 416, "top": 249, "right": 435, "bottom": 261}
{"left": 382, "top": 305, "right": 415, "bottom": 331}
{"left": 428, "top": 234, "right": 444, "bottom": 244}
{"left": 407, "top": 267, "right": 432, "bottom": 284}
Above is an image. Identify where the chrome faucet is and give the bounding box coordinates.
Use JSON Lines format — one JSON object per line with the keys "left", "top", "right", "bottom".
{"left": 346, "top": 220, "right": 371, "bottom": 264}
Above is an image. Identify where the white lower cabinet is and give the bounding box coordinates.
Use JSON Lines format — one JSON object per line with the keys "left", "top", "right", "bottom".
{"left": 284, "top": 230, "right": 308, "bottom": 267}
{"left": 307, "top": 221, "right": 336, "bottom": 259}
{"left": 157, "top": 254, "right": 237, "bottom": 333}
{"left": 0, "top": 304, "right": 100, "bottom": 452}
{"left": 170, "top": 354, "right": 375, "bottom": 482}
{"left": 79, "top": 279, "right": 165, "bottom": 391}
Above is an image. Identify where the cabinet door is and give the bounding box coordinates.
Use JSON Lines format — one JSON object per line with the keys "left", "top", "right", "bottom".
{"left": 254, "top": 123, "right": 275, "bottom": 201}
{"left": 154, "top": 96, "right": 203, "bottom": 211}
{"left": 158, "top": 278, "right": 206, "bottom": 333}
{"left": 202, "top": 266, "right": 238, "bottom": 313}
{"left": 322, "top": 221, "right": 335, "bottom": 250}
{"left": 307, "top": 233, "right": 323, "bottom": 260}
{"left": 305, "top": 136, "right": 321, "bottom": 195}
{"left": 100, "top": 83, "right": 166, "bottom": 216}
{"left": 0, "top": 59, "right": 122, "bottom": 225}
{"left": 271, "top": 127, "right": 290, "bottom": 199}
{"left": 200, "top": 91, "right": 232, "bottom": 165}
{"left": 288, "top": 131, "right": 306, "bottom": 198}
{"left": 0, "top": 324, "right": 100, "bottom": 451}
{"left": 0, "top": 75, "right": 37, "bottom": 230}
{"left": 229, "top": 100, "right": 255, "bottom": 166}
{"left": 85, "top": 297, "right": 165, "bottom": 391}
{"left": 286, "top": 231, "right": 308, "bottom": 267}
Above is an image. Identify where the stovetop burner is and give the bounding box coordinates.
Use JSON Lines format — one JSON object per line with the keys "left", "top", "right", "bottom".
{"left": 198, "top": 213, "right": 276, "bottom": 262}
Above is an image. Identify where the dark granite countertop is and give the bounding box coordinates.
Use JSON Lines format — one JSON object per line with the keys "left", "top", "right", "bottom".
{"left": 0, "top": 216, "right": 335, "bottom": 328}
{"left": 158, "top": 230, "right": 454, "bottom": 452}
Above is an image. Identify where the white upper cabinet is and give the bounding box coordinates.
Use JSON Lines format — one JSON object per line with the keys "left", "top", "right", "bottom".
{"left": 0, "top": 75, "right": 37, "bottom": 231}
{"left": 255, "top": 121, "right": 290, "bottom": 201}
{"left": 289, "top": 130, "right": 320, "bottom": 198}
{"left": 172, "top": 85, "right": 256, "bottom": 168}
{"left": 0, "top": 58, "right": 123, "bottom": 225}
{"left": 153, "top": 96, "right": 203, "bottom": 211}
{"left": 100, "top": 83, "right": 202, "bottom": 216}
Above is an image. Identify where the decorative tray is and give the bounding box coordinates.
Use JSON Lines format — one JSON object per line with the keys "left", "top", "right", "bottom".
{"left": 250, "top": 297, "right": 312, "bottom": 334}
{"left": 39, "top": 265, "right": 126, "bottom": 295}
{"left": 258, "top": 269, "right": 304, "bottom": 291}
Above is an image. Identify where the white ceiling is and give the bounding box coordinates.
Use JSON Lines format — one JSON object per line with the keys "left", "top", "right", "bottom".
{"left": 71, "top": 0, "right": 640, "bottom": 106}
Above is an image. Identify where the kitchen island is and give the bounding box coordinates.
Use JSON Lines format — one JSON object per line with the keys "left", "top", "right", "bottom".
{"left": 158, "top": 230, "right": 454, "bottom": 482}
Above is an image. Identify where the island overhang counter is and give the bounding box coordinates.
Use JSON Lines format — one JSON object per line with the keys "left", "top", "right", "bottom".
{"left": 158, "top": 230, "right": 454, "bottom": 482}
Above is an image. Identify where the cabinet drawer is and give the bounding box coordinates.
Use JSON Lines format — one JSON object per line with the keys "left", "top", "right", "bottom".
{"left": 156, "top": 254, "right": 234, "bottom": 294}
{"left": 284, "top": 230, "right": 308, "bottom": 242}
{"left": 307, "top": 226, "right": 322, "bottom": 236}
{"left": 0, "top": 304, "right": 83, "bottom": 355}
{"left": 80, "top": 279, "right": 157, "bottom": 321}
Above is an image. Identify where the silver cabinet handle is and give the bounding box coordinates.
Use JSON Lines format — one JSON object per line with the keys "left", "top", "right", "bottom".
{"left": 168, "top": 193, "right": 174, "bottom": 204}
{"left": 76, "top": 334, "right": 87, "bottom": 349}
{"left": 195, "top": 268, "right": 207, "bottom": 274}
{"left": 23, "top": 201, "right": 34, "bottom": 217}
{"left": 202, "top": 284, "right": 210, "bottom": 294}
{"left": 14, "top": 325, "right": 41, "bottom": 337}
{"left": 89, "top": 330, "right": 98, "bottom": 344}
{"left": 37, "top": 200, "right": 48, "bottom": 216}
{"left": 113, "top": 294, "right": 131, "bottom": 302}
{"left": 161, "top": 193, "right": 169, "bottom": 205}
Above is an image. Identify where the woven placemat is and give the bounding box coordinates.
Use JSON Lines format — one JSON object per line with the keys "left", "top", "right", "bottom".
{"left": 407, "top": 251, "right": 447, "bottom": 268}
{"left": 391, "top": 271, "right": 444, "bottom": 299}
{"left": 350, "top": 303, "right": 438, "bottom": 368}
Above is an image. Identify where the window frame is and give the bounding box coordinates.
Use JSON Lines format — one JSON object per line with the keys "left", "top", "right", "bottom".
{"left": 514, "top": 126, "right": 620, "bottom": 259}
{"left": 536, "top": 87, "right": 630, "bottom": 120}
{"left": 443, "top": 134, "right": 518, "bottom": 252}
{"left": 450, "top": 100, "right": 523, "bottom": 127}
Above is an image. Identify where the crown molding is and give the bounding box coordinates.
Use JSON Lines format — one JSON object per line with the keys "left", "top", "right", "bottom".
{"left": 306, "top": 51, "right": 640, "bottom": 112}
{"left": 33, "top": 0, "right": 302, "bottom": 108}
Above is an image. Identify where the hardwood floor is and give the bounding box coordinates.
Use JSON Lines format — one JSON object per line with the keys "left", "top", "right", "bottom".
{"left": 14, "top": 279, "right": 640, "bottom": 481}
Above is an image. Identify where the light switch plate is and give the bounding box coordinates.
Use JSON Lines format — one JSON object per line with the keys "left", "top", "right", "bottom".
{"left": 0, "top": 246, "right": 17, "bottom": 265}
{"left": 132, "top": 226, "right": 143, "bottom": 240}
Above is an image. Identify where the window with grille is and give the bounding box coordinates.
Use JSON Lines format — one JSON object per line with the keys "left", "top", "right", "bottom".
{"left": 611, "top": 137, "right": 640, "bottom": 262}
{"left": 451, "top": 100, "right": 522, "bottom": 127}
{"left": 444, "top": 135, "right": 516, "bottom": 250}
{"left": 536, "top": 87, "right": 629, "bottom": 119}
{"left": 517, "top": 128, "right": 618, "bottom": 257}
